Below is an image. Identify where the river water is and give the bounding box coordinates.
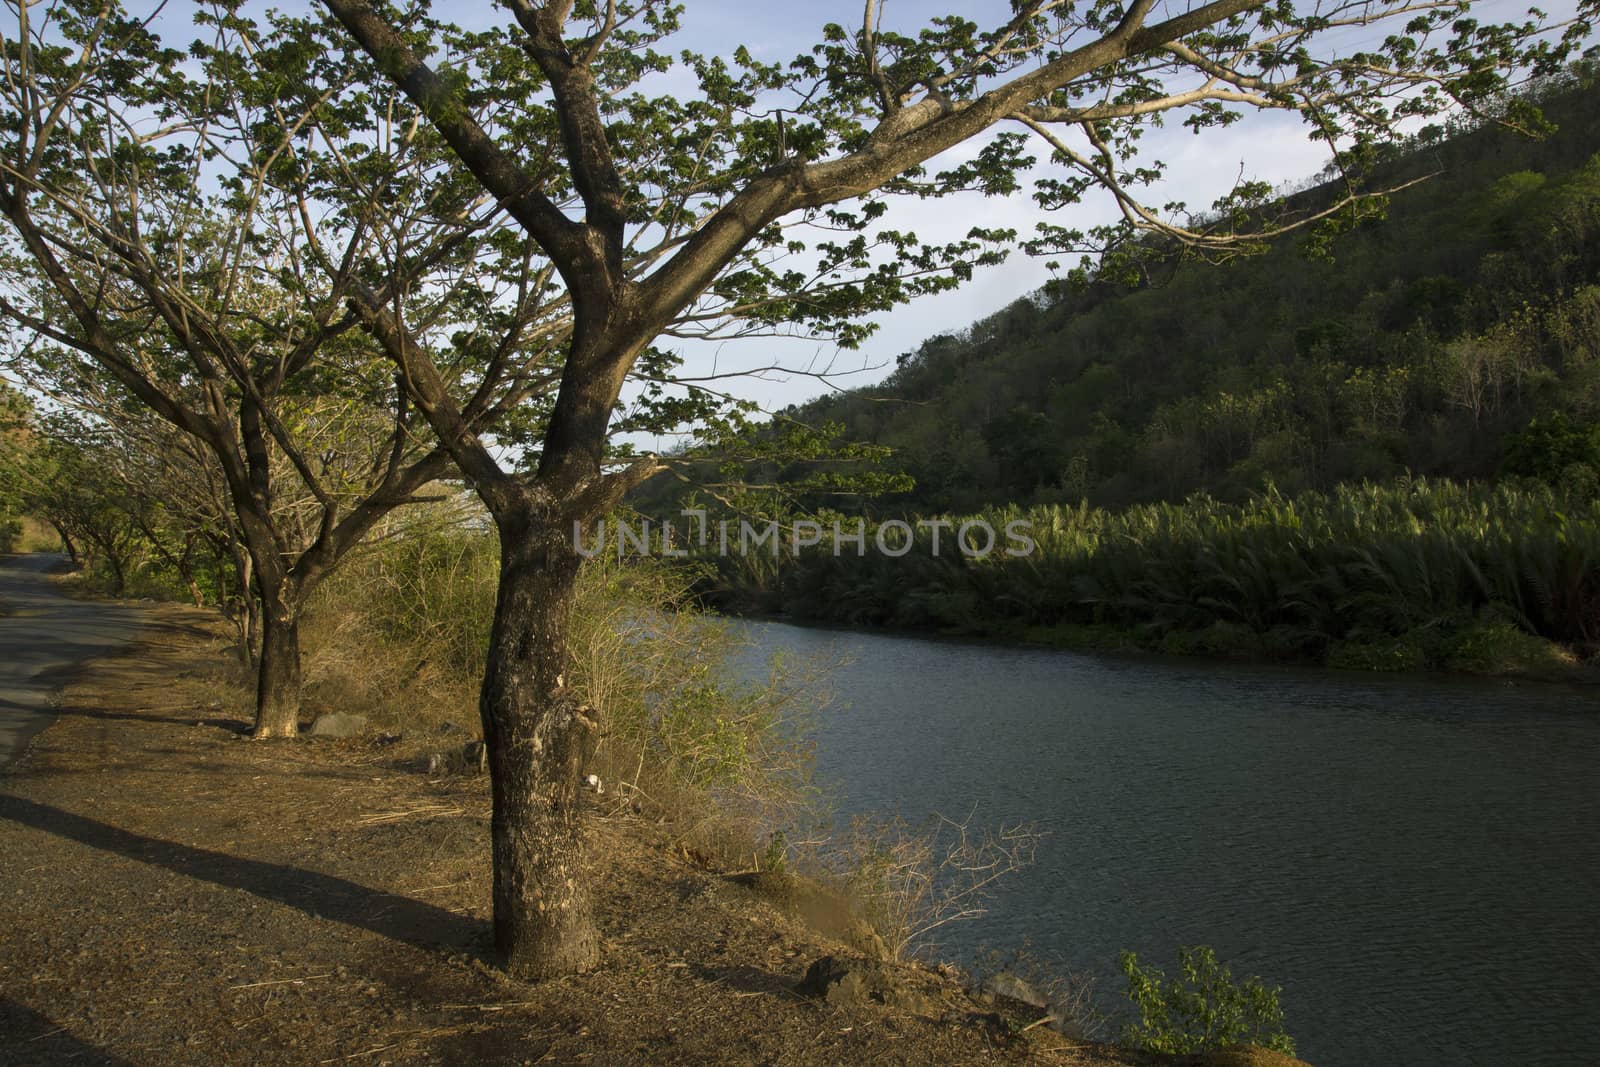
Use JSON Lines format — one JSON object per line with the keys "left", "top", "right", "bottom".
{"left": 732, "top": 620, "right": 1600, "bottom": 1067}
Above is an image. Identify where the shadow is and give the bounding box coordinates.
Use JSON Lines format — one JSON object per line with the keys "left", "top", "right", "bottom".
{"left": 50, "top": 705, "right": 252, "bottom": 733}
{"left": 0, "top": 998, "right": 134, "bottom": 1066}
{"left": 689, "top": 962, "right": 800, "bottom": 998}
{"left": 0, "top": 793, "right": 486, "bottom": 959}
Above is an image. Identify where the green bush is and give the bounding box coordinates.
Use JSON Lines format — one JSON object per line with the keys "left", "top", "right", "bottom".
{"left": 1442, "top": 619, "right": 1575, "bottom": 674}
{"left": 1119, "top": 945, "right": 1295, "bottom": 1056}
{"left": 1502, "top": 414, "right": 1600, "bottom": 484}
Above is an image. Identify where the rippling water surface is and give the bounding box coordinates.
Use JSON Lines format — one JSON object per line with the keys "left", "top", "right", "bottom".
{"left": 733, "top": 620, "right": 1600, "bottom": 1067}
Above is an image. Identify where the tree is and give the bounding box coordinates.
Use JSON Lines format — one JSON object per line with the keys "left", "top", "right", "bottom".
{"left": 0, "top": 4, "right": 557, "bottom": 735}
{"left": 0, "top": 377, "right": 37, "bottom": 551}
{"left": 21, "top": 416, "right": 148, "bottom": 593}
{"left": 1503, "top": 411, "right": 1600, "bottom": 481}
{"left": 309, "top": 0, "right": 1595, "bottom": 977}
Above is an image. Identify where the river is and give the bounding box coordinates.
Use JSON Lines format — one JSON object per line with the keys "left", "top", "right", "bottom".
{"left": 733, "top": 620, "right": 1600, "bottom": 1067}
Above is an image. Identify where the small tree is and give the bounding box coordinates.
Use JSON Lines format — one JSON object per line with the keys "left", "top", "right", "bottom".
{"left": 1121, "top": 945, "right": 1296, "bottom": 1055}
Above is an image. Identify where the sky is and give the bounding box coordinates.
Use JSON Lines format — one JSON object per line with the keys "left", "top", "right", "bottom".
{"left": 128, "top": 0, "right": 1592, "bottom": 437}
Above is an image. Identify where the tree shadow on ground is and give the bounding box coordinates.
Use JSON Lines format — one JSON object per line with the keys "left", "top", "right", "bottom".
{"left": 0, "top": 997, "right": 134, "bottom": 1066}
{"left": 0, "top": 793, "right": 486, "bottom": 959}
{"left": 50, "top": 704, "right": 251, "bottom": 732}
{"left": 690, "top": 962, "right": 803, "bottom": 998}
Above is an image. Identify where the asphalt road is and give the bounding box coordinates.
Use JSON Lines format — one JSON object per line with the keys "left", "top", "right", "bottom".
{"left": 0, "top": 553, "right": 145, "bottom": 771}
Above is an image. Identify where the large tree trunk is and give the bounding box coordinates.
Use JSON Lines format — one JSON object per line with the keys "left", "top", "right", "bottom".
{"left": 481, "top": 519, "right": 599, "bottom": 979}
{"left": 253, "top": 598, "right": 303, "bottom": 738}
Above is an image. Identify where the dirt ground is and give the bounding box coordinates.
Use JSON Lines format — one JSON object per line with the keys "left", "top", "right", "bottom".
{"left": 0, "top": 605, "right": 1304, "bottom": 1066}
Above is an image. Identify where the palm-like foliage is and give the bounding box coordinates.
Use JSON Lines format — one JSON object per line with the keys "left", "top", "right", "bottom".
{"left": 711, "top": 479, "right": 1600, "bottom": 664}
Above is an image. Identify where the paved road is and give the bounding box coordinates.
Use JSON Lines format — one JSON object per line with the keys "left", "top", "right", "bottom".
{"left": 0, "top": 553, "right": 145, "bottom": 770}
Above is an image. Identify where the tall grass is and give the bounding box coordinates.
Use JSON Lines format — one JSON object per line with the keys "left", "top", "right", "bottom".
{"left": 705, "top": 478, "right": 1598, "bottom": 672}
{"left": 301, "top": 515, "right": 826, "bottom": 861}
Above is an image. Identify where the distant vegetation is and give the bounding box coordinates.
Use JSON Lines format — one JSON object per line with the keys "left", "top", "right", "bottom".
{"left": 768, "top": 73, "right": 1600, "bottom": 512}
{"left": 645, "top": 72, "right": 1600, "bottom": 673}
{"left": 697, "top": 480, "right": 1594, "bottom": 673}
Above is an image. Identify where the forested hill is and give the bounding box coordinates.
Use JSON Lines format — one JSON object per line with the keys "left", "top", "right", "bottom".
{"left": 783, "top": 73, "right": 1600, "bottom": 514}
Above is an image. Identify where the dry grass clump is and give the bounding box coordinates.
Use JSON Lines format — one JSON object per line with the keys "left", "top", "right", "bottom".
{"left": 792, "top": 812, "right": 1044, "bottom": 963}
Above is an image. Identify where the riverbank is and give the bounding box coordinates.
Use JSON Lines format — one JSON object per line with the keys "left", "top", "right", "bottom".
{"left": 1006, "top": 617, "right": 1592, "bottom": 682}
{"left": 713, "top": 604, "right": 1599, "bottom": 687}
{"left": 693, "top": 479, "right": 1600, "bottom": 685}
{"left": 0, "top": 602, "right": 1313, "bottom": 1066}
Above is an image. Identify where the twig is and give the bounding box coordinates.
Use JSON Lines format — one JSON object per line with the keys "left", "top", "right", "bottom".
{"left": 230, "top": 973, "right": 333, "bottom": 989}
{"left": 322, "top": 1043, "right": 397, "bottom": 1062}
{"left": 357, "top": 803, "right": 463, "bottom": 825}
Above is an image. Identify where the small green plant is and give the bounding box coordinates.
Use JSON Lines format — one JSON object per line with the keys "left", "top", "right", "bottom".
{"left": 759, "top": 830, "right": 788, "bottom": 873}
{"left": 1442, "top": 619, "right": 1575, "bottom": 675}
{"left": 1119, "top": 945, "right": 1295, "bottom": 1056}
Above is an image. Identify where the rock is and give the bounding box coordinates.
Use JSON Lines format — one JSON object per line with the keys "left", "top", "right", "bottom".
{"left": 416, "top": 743, "right": 488, "bottom": 775}
{"left": 796, "top": 955, "right": 935, "bottom": 1016}
{"left": 307, "top": 712, "right": 367, "bottom": 738}
{"left": 981, "top": 970, "right": 1048, "bottom": 1009}
{"left": 978, "top": 970, "right": 1077, "bottom": 1035}
{"left": 797, "top": 955, "right": 874, "bottom": 1006}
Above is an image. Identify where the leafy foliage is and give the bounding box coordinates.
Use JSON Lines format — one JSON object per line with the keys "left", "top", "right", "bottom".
{"left": 1119, "top": 945, "right": 1295, "bottom": 1056}
{"left": 1502, "top": 413, "right": 1600, "bottom": 484}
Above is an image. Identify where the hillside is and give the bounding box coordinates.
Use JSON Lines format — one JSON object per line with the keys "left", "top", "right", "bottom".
{"left": 637, "top": 72, "right": 1600, "bottom": 674}
{"left": 781, "top": 70, "right": 1600, "bottom": 514}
